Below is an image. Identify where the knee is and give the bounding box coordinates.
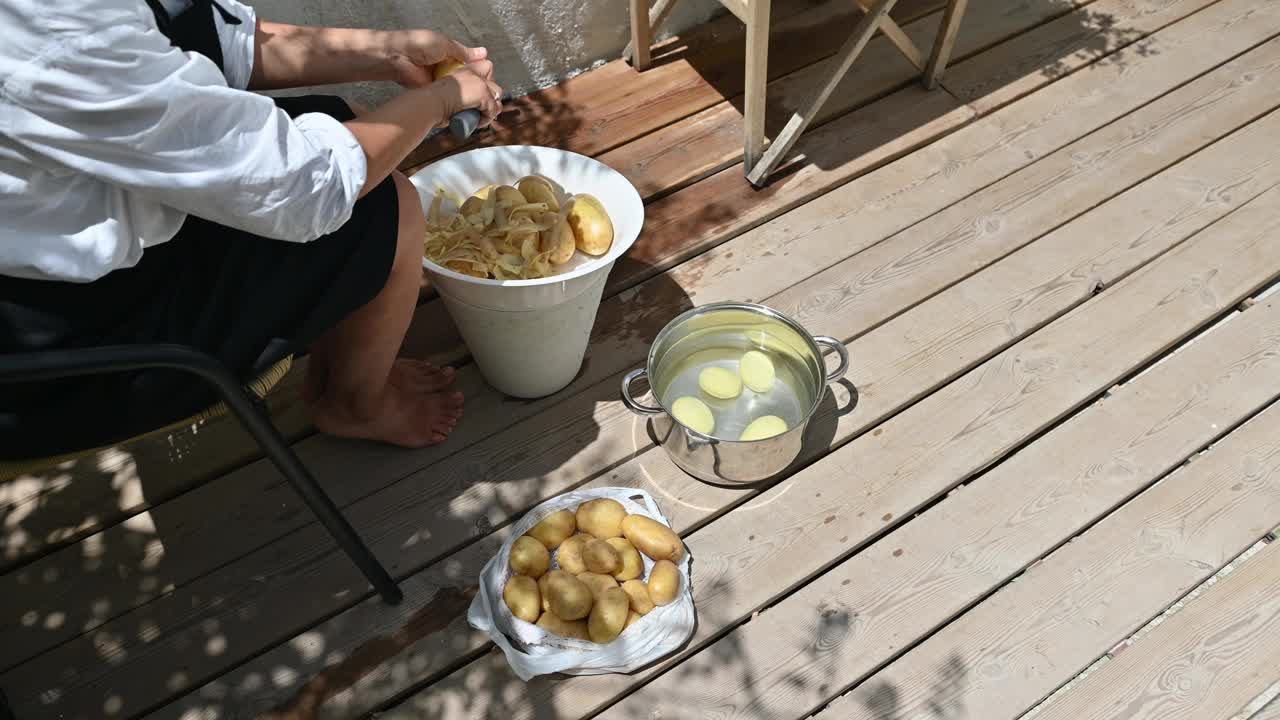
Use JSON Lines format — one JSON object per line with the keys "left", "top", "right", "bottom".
{"left": 345, "top": 98, "right": 372, "bottom": 117}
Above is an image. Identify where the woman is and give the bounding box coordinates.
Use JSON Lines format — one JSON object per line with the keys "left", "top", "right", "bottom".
{"left": 0, "top": 0, "right": 503, "bottom": 455}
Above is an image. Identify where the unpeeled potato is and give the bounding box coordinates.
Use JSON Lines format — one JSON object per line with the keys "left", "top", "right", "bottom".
{"left": 540, "top": 213, "right": 577, "bottom": 265}
{"left": 583, "top": 539, "right": 621, "bottom": 574}
{"left": 503, "top": 575, "right": 541, "bottom": 623}
{"left": 537, "top": 612, "right": 590, "bottom": 641}
{"left": 517, "top": 175, "right": 565, "bottom": 211}
{"left": 621, "top": 514, "right": 685, "bottom": 562}
{"left": 621, "top": 578, "right": 655, "bottom": 615}
{"left": 544, "top": 571, "right": 593, "bottom": 621}
{"left": 624, "top": 610, "right": 643, "bottom": 631}
{"left": 493, "top": 185, "right": 528, "bottom": 206}
{"left": 556, "top": 533, "right": 593, "bottom": 575}
{"left": 433, "top": 58, "right": 467, "bottom": 81}
{"left": 509, "top": 536, "right": 550, "bottom": 578}
{"left": 647, "top": 559, "right": 680, "bottom": 606}
{"left": 588, "top": 586, "right": 630, "bottom": 643}
{"left": 526, "top": 510, "right": 576, "bottom": 550}
{"left": 537, "top": 572, "right": 555, "bottom": 613}
{"left": 577, "top": 572, "right": 619, "bottom": 600}
{"left": 567, "top": 194, "right": 614, "bottom": 256}
{"left": 576, "top": 499, "right": 627, "bottom": 539}
{"left": 606, "top": 537, "right": 644, "bottom": 582}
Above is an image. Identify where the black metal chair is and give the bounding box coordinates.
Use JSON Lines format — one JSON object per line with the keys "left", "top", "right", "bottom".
{"left": 0, "top": 344, "right": 402, "bottom": 605}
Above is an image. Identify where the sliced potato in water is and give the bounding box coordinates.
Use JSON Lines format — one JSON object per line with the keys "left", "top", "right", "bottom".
{"left": 740, "top": 350, "right": 776, "bottom": 393}
{"left": 740, "top": 415, "right": 788, "bottom": 441}
{"left": 698, "top": 366, "right": 742, "bottom": 399}
{"left": 671, "top": 396, "right": 715, "bottom": 435}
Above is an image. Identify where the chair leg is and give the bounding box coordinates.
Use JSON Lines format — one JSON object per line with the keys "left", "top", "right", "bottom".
{"left": 746, "top": 0, "right": 897, "bottom": 186}
{"left": 923, "top": 0, "right": 969, "bottom": 89}
{"left": 625, "top": 0, "right": 682, "bottom": 70}
{"left": 742, "top": 0, "right": 771, "bottom": 173}
{"left": 0, "top": 686, "right": 15, "bottom": 720}
{"left": 238, "top": 397, "right": 403, "bottom": 605}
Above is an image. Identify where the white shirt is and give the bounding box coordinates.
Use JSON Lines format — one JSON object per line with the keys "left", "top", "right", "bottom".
{"left": 0, "top": 0, "right": 369, "bottom": 282}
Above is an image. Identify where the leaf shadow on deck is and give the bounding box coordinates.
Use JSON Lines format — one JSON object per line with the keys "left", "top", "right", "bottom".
{"left": 0, "top": 0, "right": 1173, "bottom": 717}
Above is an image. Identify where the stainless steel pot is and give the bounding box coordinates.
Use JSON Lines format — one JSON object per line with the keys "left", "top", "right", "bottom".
{"left": 621, "top": 302, "right": 849, "bottom": 485}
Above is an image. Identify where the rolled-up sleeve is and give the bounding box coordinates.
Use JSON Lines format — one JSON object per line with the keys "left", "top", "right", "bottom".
{"left": 3, "top": 17, "right": 367, "bottom": 243}
{"left": 213, "top": 0, "right": 257, "bottom": 90}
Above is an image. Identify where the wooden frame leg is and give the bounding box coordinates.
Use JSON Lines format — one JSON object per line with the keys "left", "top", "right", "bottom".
{"left": 923, "top": 0, "right": 969, "bottom": 89}
{"left": 746, "top": 0, "right": 898, "bottom": 186}
{"left": 628, "top": 0, "right": 653, "bottom": 70}
{"left": 743, "top": 0, "right": 772, "bottom": 172}
{"left": 626, "top": 0, "right": 683, "bottom": 70}
{"left": 856, "top": 0, "right": 924, "bottom": 69}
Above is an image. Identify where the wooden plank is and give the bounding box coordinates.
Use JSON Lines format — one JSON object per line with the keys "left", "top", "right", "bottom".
{"left": 628, "top": 0, "right": 652, "bottom": 69}
{"left": 591, "top": 201, "right": 1280, "bottom": 720}
{"left": 942, "top": 0, "right": 1232, "bottom": 114}
{"left": 10, "top": 5, "right": 1278, "bottom": 699}
{"left": 1255, "top": 698, "right": 1280, "bottom": 720}
{"left": 0, "top": 0, "right": 959, "bottom": 573}
{"left": 0, "top": 0, "right": 1113, "bottom": 570}
{"left": 606, "top": 0, "right": 1184, "bottom": 200}
{"left": 153, "top": 100, "right": 1280, "bottom": 719}
{"left": 1032, "top": 542, "right": 1280, "bottom": 720}
{"left": 399, "top": 0, "right": 938, "bottom": 172}
{"left": 860, "top": 0, "right": 928, "bottom": 69}
{"left": 813, "top": 408, "right": 1280, "bottom": 720}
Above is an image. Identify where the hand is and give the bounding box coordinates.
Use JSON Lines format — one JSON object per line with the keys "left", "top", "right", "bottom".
{"left": 426, "top": 62, "right": 504, "bottom": 129}
{"left": 385, "top": 29, "right": 486, "bottom": 88}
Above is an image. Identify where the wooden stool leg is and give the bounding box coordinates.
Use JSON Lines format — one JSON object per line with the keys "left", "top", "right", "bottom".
{"left": 923, "top": 0, "right": 969, "bottom": 89}
{"left": 743, "top": 0, "right": 772, "bottom": 172}
{"left": 746, "top": 0, "right": 897, "bottom": 186}
{"left": 629, "top": 0, "right": 653, "bottom": 70}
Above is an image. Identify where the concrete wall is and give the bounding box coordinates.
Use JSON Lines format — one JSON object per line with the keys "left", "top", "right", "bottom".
{"left": 251, "top": 0, "right": 724, "bottom": 106}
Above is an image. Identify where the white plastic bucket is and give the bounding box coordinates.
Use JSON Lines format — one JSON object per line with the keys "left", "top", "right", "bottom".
{"left": 411, "top": 146, "right": 644, "bottom": 398}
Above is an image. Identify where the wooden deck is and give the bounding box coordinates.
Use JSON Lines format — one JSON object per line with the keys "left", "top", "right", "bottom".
{"left": 4, "top": 0, "right": 1280, "bottom": 718}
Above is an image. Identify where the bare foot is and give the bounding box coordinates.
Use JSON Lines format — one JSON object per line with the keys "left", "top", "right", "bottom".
{"left": 313, "top": 384, "right": 464, "bottom": 448}
{"left": 390, "top": 358, "right": 456, "bottom": 393}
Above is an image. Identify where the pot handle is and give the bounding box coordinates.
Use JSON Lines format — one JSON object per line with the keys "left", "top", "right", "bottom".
{"left": 814, "top": 335, "right": 850, "bottom": 384}
{"left": 621, "top": 368, "right": 664, "bottom": 415}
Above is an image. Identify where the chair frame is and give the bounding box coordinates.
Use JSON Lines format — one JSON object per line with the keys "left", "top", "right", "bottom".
{"left": 0, "top": 344, "right": 403, "bottom": 606}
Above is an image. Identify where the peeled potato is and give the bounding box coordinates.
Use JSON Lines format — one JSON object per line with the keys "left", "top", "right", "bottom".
{"left": 526, "top": 509, "right": 576, "bottom": 550}
{"left": 541, "top": 213, "right": 577, "bottom": 265}
{"left": 606, "top": 537, "right": 644, "bottom": 582}
{"left": 556, "top": 533, "right": 593, "bottom": 575}
{"left": 576, "top": 499, "right": 627, "bottom": 539}
{"left": 621, "top": 578, "right": 655, "bottom": 615}
{"left": 588, "top": 587, "right": 630, "bottom": 643}
{"left": 740, "top": 350, "right": 776, "bottom": 393}
{"left": 621, "top": 514, "right": 685, "bottom": 562}
{"left": 567, "top": 194, "right": 614, "bottom": 256}
{"left": 517, "top": 175, "right": 564, "bottom": 211}
{"left": 583, "top": 539, "right": 621, "bottom": 574}
{"left": 536, "top": 612, "right": 590, "bottom": 641}
{"left": 503, "top": 575, "right": 541, "bottom": 623}
{"left": 698, "top": 366, "right": 742, "bottom": 399}
{"left": 671, "top": 396, "right": 715, "bottom": 435}
{"left": 647, "top": 559, "right": 681, "bottom": 606}
{"left": 624, "top": 610, "right": 643, "bottom": 631}
{"left": 740, "top": 415, "right": 789, "bottom": 442}
{"left": 545, "top": 571, "right": 593, "bottom": 620}
{"left": 509, "top": 536, "right": 550, "bottom": 578}
{"left": 577, "top": 572, "right": 619, "bottom": 600}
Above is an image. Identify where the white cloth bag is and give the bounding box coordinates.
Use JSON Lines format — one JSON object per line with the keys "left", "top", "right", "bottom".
{"left": 468, "top": 487, "right": 696, "bottom": 681}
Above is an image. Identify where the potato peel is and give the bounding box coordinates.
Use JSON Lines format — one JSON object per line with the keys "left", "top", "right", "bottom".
{"left": 424, "top": 180, "right": 615, "bottom": 280}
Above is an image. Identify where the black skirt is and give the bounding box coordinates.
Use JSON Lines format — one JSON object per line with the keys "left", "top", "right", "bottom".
{"left": 0, "top": 96, "right": 399, "bottom": 459}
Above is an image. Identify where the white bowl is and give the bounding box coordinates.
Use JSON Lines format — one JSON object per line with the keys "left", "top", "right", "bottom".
{"left": 411, "top": 145, "right": 644, "bottom": 312}
{"left": 409, "top": 146, "right": 645, "bottom": 397}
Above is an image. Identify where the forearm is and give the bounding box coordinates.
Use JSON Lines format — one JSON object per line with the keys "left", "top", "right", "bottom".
{"left": 250, "top": 21, "right": 400, "bottom": 90}
{"left": 344, "top": 89, "right": 448, "bottom": 196}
